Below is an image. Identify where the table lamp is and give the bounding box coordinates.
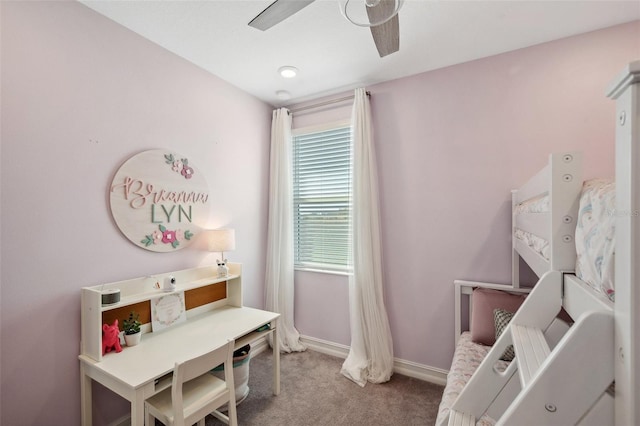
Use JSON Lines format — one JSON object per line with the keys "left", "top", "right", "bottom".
{"left": 208, "top": 229, "right": 235, "bottom": 277}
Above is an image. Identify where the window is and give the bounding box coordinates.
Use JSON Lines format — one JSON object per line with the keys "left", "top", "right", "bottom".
{"left": 293, "top": 122, "right": 352, "bottom": 273}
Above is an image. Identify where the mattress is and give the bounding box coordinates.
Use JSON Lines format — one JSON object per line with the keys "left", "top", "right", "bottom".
{"left": 436, "top": 332, "right": 506, "bottom": 426}
{"left": 513, "top": 193, "right": 549, "bottom": 214}
{"left": 575, "top": 179, "right": 616, "bottom": 301}
{"left": 514, "top": 228, "right": 549, "bottom": 260}
{"left": 513, "top": 194, "right": 550, "bottom": 260}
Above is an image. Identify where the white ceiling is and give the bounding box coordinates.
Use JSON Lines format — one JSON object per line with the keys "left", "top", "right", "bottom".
{"left": 80, "top": 0, "right": 639, "bottom": 107}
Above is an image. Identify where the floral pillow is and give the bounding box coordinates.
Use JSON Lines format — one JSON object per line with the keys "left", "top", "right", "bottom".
{"left": 494, "top": 308, "right": 515, "bottom": 361}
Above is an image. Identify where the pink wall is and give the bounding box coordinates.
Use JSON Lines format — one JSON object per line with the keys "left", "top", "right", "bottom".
{"left": 293, "top": 21, "right": 639, "bottom": 370}
{"left": 1, "top": 2, "right": 271, "bottom": 425}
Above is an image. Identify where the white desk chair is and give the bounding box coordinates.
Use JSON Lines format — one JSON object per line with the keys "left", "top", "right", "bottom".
{"left": 145, "top": 339, "right": 238, "bottom": 426}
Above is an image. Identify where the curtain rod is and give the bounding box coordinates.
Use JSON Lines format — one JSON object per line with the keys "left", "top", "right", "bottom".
{"left": 288, "top": 91, "right": 370, "bottom": 114}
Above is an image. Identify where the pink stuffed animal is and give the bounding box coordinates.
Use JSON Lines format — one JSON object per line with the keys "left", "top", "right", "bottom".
{"left": 102, "top": 319, "right": 123, "bottom": 355}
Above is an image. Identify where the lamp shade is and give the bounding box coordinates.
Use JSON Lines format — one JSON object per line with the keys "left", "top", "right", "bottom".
{"left": 207, "top": 229, "right": 236, "bottom": 253}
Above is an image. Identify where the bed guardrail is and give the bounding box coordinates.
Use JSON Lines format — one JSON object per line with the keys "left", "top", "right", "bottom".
{"left": 511, "top": 152, "right": 582, "bottom": 286}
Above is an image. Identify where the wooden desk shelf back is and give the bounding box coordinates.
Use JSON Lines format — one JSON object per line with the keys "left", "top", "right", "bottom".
{"left": 101, "top": 281, "right": 228, "bottom": 331}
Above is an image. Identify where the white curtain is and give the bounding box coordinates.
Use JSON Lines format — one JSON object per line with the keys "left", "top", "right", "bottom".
{"left": 341, "top": 88, "right": 394, "bottom": 386}
{"left": 265, "top": 108, "right": 306, "bottom": 353}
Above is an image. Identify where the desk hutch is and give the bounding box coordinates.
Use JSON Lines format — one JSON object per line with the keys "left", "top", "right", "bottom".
{"left": 79, "top": 263, "right": 280, "bottom": 426}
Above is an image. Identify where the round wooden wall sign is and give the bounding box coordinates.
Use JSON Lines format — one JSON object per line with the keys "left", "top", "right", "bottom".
{"left": 109, "top": 150, "right": 210, "bottom": 252}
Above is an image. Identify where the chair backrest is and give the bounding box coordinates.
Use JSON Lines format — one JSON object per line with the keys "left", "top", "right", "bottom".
{"left": 170, "top": 339, "right": 235, "bottom": 420}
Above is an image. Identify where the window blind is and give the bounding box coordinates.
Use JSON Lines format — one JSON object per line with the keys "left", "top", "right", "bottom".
{"left": 293, "top": 125, "right": 352, "bottom": 272}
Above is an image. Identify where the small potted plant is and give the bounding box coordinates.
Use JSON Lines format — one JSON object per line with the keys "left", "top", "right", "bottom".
{"left": 123, "top": 311, "right": 142, "bottom": 347}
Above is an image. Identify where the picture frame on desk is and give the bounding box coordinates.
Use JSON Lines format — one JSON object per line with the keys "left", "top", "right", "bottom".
{"left": 151, "top": 291, "right": 187, "bottom": 332}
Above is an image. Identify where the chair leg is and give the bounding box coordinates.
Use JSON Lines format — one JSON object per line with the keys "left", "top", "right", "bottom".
{"left": 145, "top": 406, "right": 155, "bottom": 426}
{"left": 196, "top": 419, "right": 205, "bottom": 426}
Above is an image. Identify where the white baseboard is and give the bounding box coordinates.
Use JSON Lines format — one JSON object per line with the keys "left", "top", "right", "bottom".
{"left": 299, "top": 335, "right": 448, "bottom": 386}
{"left": 393, "top": 357, "right": 448, "bottom": 386}
{"left": 300, "top": 334, "right": 350, "bottom": 358}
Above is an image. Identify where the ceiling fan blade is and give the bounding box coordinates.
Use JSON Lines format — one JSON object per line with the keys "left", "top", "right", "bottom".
{"left": 369, "top": 14, "right": 399, "bottom": 57}
{"left": 366, "top": 0, "right": 400, "bottom": 57}
{"left": 249, "top": 0, "right": 316, "bottom": 31}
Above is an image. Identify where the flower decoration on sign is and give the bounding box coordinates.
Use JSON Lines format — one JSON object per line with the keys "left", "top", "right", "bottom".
{"left": 141, "top": 225, "right": 194, "bottom": 249}
{"left": 165, "top": 153, "right": 194, "bottom": 180}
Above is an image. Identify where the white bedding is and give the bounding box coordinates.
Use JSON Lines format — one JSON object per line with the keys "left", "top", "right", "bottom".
{"left": 513, "top": 179, "right": 616, "bottom": 297}
{"left": 513, "top": 193, "right": 549, "bottom": 214}
{"left": 575, "top": 179, "right": 616, "bottom": 301}
{"left": 514, "top": 228, "right": 549, "bottom": 260}
{"left": 513, "top": 194, "right": 551, "bottom": 261}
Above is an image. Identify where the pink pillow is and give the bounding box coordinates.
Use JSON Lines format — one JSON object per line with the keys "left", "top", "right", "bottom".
{"left": 470, "top": 288, "right": 526, "bottom": 346}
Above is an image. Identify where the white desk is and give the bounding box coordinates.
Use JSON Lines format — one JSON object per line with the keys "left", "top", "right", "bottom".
{"left": 79, "top": 305, "right": 280, "bottom": 426}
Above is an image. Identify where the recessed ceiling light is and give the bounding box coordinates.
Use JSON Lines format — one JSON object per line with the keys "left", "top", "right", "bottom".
{"left": 276, "top": 90, "right": 291, "bottom": 100}
{"left": 278, "top": 66, "right": 298, "bottom": 78}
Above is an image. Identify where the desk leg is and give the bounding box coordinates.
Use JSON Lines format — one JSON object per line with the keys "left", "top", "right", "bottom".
{"left": 80, "top": 363, "right": 92, "bottom": 426}
{"left": 131, "top": 391, "right": 145, "bottom": 426}
{"left": 273, "top": 324, "right": 280, "bottom": 395}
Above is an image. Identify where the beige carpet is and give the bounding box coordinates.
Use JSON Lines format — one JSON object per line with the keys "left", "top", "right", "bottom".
{"left": 206, "top": 348, "right": 444, "bottom": 426}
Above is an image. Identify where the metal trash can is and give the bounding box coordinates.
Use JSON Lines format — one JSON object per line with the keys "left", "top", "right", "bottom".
{"left": 211, "top": 344, "right": 251, "bottom": 407}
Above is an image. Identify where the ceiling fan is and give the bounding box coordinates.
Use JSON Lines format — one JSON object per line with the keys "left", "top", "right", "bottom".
{"left": 248, "top": 0, "right": 403, "bottom": 58}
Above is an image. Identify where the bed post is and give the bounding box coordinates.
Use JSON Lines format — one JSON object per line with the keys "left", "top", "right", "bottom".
{"left": 511, "top": 190, "right": 520, "bottom": 288}
{"left": 607, "top": 60, "right": 640, "bottom": 426}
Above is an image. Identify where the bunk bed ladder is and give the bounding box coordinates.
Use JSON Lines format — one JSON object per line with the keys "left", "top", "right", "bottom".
{"left": 447, "top": 271, "right": 614, "bottom": 425}
{"left": 509, "top": 324, "right": 549, "bottom": 387}
{"left": 498, "top": 310, "right": 614, "bottom": 425}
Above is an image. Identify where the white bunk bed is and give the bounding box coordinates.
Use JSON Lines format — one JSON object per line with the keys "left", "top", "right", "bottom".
{"left": 438, "top": 151, "right": 585, "bottom": 426}
{"left": 436, "top": 61, "right": 640, "bottom": 426}
{"left": 511, "top": 152, "right": 583, "bottom": 286}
